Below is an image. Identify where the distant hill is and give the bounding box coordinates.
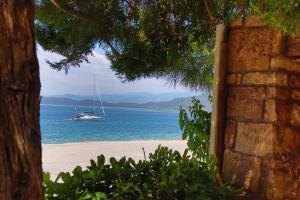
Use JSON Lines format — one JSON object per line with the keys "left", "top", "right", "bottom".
{"left": 48, "top": 92, "right": 201, "bottom": 104}
{"left": 41, "top": 96, "right": 211, "bottom": 111}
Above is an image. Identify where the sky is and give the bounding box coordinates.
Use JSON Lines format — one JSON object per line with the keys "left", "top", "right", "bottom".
{"left": 38, "top": 46, "right": 197, "bottom": 96}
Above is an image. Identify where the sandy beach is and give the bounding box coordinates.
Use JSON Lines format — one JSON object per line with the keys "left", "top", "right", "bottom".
{"left": 42, "top": 140, "right": 187, "bottom": 177}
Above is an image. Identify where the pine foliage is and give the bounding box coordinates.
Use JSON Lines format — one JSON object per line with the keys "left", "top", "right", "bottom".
{"left": 35, "top": 0, "right": 300, "bottom": 91}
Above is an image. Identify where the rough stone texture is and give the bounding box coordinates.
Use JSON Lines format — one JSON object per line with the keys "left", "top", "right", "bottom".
{"left": 290, "top": 104, "right": 300, "bottom": 126}
{"left": 266, "top": 87, "right": 289, "bottom": 100}
{"left": 236, "top": 74, "right": 243, "bottom": 84}
{"left": 235, "top": 123, "right": 274, "bottom": 156}
{"left": 264, "top": 99, "right": 277, "bottom": 122}
{"left": 223, "top": 150, "right": 261, "bottom": 192}
{"left": 289, "top": 75, "right": 300, "bottom": 88}
{"left": 230, "top": 18, "right": 242, "bottom": 28}
{"left": 280, "top": 127, "right": 300, "bottom": 155}
{"left": 228, "top": 86, "right": 265, "bottom": 100}
{"left": 263, "top": 159, "right": 299, "bottom": 200}
{"left": 224, "top": 120, "right": 236, "bottom": 148}
{"left": 271, "top": 32, "right": 286, "bottom": 55}
{"left": 271, "top": 55, "right": 300, "bottom": 72}
{"left": 221, "top": 17, "right": 300, "bottom": 199}
{"left": 266, "top": 87, "right": 276, "bottom": 98}
{"left": 227, "top": 97, "right": 263, "bottom": 120}
{"left": 287, "top": 36, "right": 300, "bottom": 57}
{"left": 227, "top": 74, "right": 236, "bottom": 84}
{"left": 276, "top": 100, "right": 292, "bottom": 124}
{"left": 243, "top": 15, "right": 264, "bottom": 27}
{"left": 243, "top": 72, "right": 288, "bottom": 86}
{"left": 291, "top": 90, "right": 300, "bottom": 100}
{"left": 265, "top": 170, "right": 297, "bottom": 200}
{"left": 228, "top": 29, "right": 274, "bottom": 73}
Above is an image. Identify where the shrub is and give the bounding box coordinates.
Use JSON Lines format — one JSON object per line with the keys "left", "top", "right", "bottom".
{"left": 179, "top": 97, "right": 211, "bottom": 160}
{"left": 44, "top": 98, "right": 245, "bottom": 200}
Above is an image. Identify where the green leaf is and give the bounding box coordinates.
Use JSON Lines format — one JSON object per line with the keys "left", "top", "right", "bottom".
{"left": 182, "top": 131, "right": 188, "bottom": 140}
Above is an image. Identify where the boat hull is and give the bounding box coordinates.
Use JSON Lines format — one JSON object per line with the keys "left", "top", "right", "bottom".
{"left": 74, "top": 116, "right": 105, "bottom": 121}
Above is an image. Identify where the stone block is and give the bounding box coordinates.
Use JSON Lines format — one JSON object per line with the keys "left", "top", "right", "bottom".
{"left": 287, "top": 36, "right": 300, "bottom": 57}
{"left": 235, "top": 122, "right": 274, "bottom": 156}
{"left": 266, "top": 170, "right": 298, "bottom": 200}
{"left": 263, "top": 159, "right": 299, "bottom": 200}
{"left": 280, "top": 127, "right": 300, "bottom": 155}
{"left": 291, "top": 90, "right": 300, "bottom": 100}
{"left": 243, "top": 72, "right": 288, "bottom": 86}
{"left": 266, "top": 87, "right": 276, "bottom": 98}
{"left": 290, "top": 104, "right": 300, "bottom": 126}
{"left": 223, "top": 19, "right": 300, "bottom": 200}
{"left": 224, "top": 120, "right": 236, "bottom": 148}
{"left": 227, "top": 97, "right": 263, "bottom": 120}
{"left": 271, "top": 32, "right": 286, "bottom": 55}
{"left": 243, "top": 15, "right": 264, "bottom": 27}
{"left": 227, "top": 74, "right": 236, "bottom": 84}
{"left": 289, "top": 75, "right": 300, "bottom": 88}
{"left": 230, "top": 18, "right": 242, "bottom": 28}
{"left": 223, "top": 149, "right": 261, "bottom": 192}
{"left": 228, "top": 86, "right": 265, "bottom": 100}
{"left": 271, "top": 55, "right": 300, "bottom": 72}
{"left": 264, "top": 99, "right": 277, "bottom": 122}
{"left": 228, "top": 29, "right": 274, "bottom": 73}
{"left": 236, "top": 74, "right": 242, "bottom": 84}
{"left": 266, "top": 87, "right": 289, "bottom": 100}
{"left": 277, "top": 100, "right": 292, "bottom": 124}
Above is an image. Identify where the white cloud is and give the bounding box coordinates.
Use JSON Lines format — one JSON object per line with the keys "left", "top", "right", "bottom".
{"left": 37, "top": 46, "right": 192, "bottom": 96}
{"left": 92, "top": 51, "right": 110, "bottom": 64}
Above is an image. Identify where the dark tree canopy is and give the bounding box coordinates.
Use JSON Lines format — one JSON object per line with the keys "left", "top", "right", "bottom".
{"left": 35, "top": 0, "right": 300, "bottom": 91}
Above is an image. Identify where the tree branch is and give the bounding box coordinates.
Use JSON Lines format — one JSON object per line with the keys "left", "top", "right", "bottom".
{"left": 239, "top": 0, "right": 250, "bottom": 18}
{"left": 50, "top": 0, "right": 88, "bottom": 19}
{"left": 223, "top": 0, "right": 228, "bottom": 19}
{"left": 107, "top": 42, "right": 120, "bottom": 56}
{"left": 203, "top": 0, "right": 214, "bottom": 25}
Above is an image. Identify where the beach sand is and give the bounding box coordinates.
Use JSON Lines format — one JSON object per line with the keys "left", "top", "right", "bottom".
{"left": 42, "top": 140, "right": 187, "bottom": 177}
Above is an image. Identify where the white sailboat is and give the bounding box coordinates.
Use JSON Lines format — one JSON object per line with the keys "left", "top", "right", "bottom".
{"left": 74, "top": 75, "right": 105, "bottom": 121}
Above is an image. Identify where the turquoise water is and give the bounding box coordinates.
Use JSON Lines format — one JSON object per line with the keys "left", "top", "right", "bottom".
{"left": 40, "top": 105, "right": 182, "bottom": 144}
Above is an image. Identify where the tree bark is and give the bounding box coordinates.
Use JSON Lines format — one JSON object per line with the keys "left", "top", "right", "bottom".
{"left": 0, "top": 0, "right": 43, "bottom": 199}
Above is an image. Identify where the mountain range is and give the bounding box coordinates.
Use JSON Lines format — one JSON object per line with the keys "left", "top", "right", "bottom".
{"left": 41, "top": 94, "right": 211, "bottom": 111}
{"left": 47, "top": 92, "right": 200, "bottom": 104}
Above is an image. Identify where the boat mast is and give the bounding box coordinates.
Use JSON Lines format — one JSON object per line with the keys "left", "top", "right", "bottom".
{"left": 94, "top": 74, "right": 105, "bottom": 116}
{"left": 99, "top": 95, "right": 105, "bottom": 116}
{"left": 93, "top": 74, "right": 96, "bottom": 112}
{"left": 97, "top": 75, "right": 105, "bottom": 116}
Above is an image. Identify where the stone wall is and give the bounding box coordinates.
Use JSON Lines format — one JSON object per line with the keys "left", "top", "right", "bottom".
{"left": 222, "top": 16, "right": 300, "bottom": 200}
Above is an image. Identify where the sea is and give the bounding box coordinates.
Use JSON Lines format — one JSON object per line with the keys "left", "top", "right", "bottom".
{"left": 41, "top": 104, "right": 182, "bottom": 144}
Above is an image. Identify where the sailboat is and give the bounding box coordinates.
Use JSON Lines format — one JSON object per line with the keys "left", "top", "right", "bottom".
{"left": 74, "top": 75, "right": 105, "bottom": 121}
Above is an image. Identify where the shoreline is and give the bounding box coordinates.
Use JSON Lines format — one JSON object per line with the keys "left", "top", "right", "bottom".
{"left": 42, "top": 138, "right": 183, "bottom": 145}
{"left": 43, "top": 140, "right": 187, "bottom": 177}
{"left": 41, "top": 103, "right": 180, "bottom": 112}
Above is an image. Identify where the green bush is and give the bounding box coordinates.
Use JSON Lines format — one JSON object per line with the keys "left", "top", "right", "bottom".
{"left": 44, "top": 98, "right": 244, "bottom": 200}
{"left": 179, "top": 97, "right": 211, "bottom": 160}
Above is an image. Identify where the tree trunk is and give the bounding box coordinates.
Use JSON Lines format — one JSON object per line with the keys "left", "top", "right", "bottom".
{"left": 0, "top": 0, "right": 43, "bottom": 199}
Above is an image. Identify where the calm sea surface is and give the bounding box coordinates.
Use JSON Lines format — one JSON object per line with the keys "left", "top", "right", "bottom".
{"left": 41, "top": 105, "right": 182, "bottom": 144}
